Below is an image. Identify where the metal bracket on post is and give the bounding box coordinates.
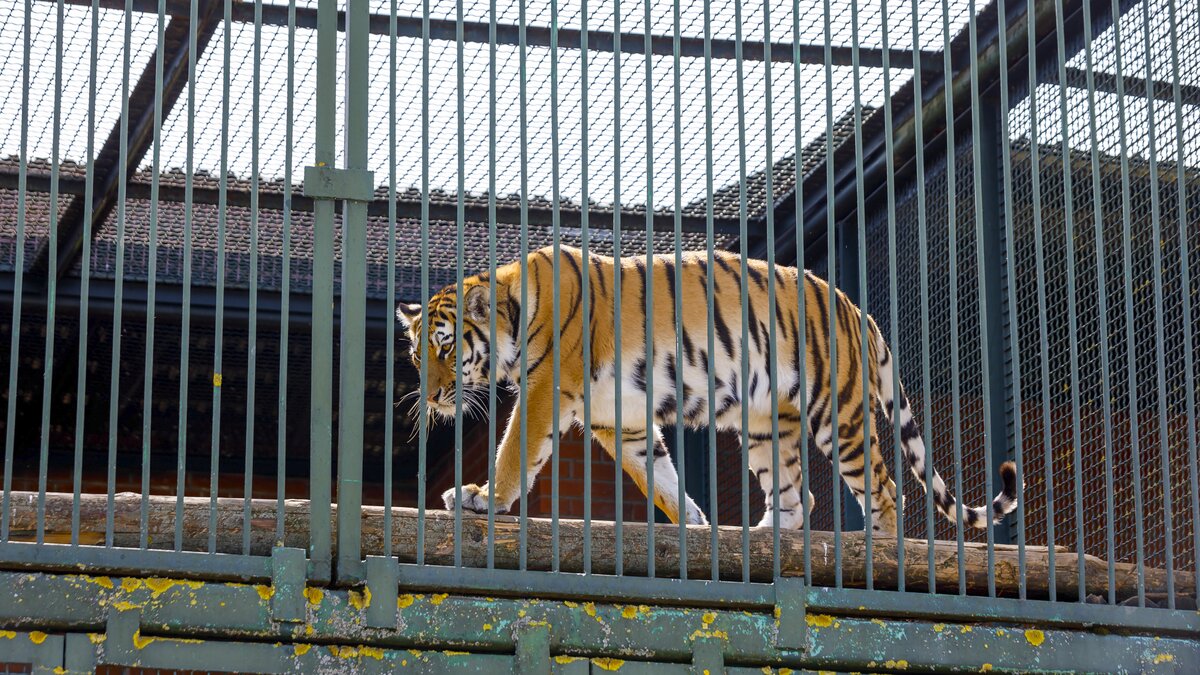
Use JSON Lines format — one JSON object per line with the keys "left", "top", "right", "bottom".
{"left": 363, "top": 555, "right": 399, "bottom": 629}
{"left": 302, "top": 165, "right": 376, "bottom": 202}
{"left": 690, "top": 637, "right": 725, "bottom": 675}
{"left": 104, "top": 605, "right": 142, "bottom": 662}
{"left": 773, "top": 577, "right": 807, "bottom": 651}
{"left": 271, "top": 546, "right": 308, "bottom": 623}
{"left": 513, "top": 623, "right": 551, "bottom": 675}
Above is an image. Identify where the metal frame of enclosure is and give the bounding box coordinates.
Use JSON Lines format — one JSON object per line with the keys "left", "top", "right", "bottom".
{"left": 0, "top": 0, "right": 1197, "bottom": 671}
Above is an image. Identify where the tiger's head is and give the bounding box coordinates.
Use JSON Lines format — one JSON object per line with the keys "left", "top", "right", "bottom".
{"left": 396, "top": 277, "right": 507, "bottom": 421}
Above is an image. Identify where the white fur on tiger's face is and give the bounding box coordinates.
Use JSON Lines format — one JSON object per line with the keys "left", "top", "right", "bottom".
{"left": 398, "top": 246, "right": 1020, "bottom": 534}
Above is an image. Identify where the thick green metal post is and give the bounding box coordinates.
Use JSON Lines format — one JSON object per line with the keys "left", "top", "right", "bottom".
{"left": 337, "top": 0, "right": 371, "bottom": 584}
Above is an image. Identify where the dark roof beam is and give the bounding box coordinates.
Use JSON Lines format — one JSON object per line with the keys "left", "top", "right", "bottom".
{"left": 1049, "top": 66, "right": 1200, "bottom": 108}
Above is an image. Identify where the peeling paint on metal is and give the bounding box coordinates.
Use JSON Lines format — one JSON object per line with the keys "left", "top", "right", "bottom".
{"left": 592, "top": 657, "right": 625, "bottom": 670}
{"left": 1024, "top": 629, "right": 1045, "bottom": 647}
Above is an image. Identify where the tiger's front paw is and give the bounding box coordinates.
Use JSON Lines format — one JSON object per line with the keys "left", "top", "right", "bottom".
{"left": 441, "top": 483, "right": 504, "bottom": 514}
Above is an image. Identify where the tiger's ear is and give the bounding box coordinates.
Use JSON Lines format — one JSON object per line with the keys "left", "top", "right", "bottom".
{"left": 396, "top": 302, "right": 423, "bottom": 329}
{"left": 465, "top": 284, "right": 490, "bottom": 323}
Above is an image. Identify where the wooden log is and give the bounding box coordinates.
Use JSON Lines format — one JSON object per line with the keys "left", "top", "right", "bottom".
{"left": 4, "top": 491, "right": 1192, "bottom": 602}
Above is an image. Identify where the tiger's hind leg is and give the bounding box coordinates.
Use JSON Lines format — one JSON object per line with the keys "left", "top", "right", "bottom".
{"left": 747, "top": 418, "right": 813, "bottom": 530}
{"left": 811, "top": 411, "right": 898, "bottom": 535}
{"left": 592, "top": 426, "right": 708, "bottom": 525}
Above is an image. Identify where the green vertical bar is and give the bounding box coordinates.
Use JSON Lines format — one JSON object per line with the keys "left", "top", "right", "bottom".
{"left": 277, "top": 0, "right": 296, "bottom": 546}
{"left": 849, "top": 0, "right": 872, "bottom": 586}
{"left": 734, "top": 0, "right": 751, "bottom": 585}
{"left": 549, "top": 0, "right": 562, "bottom": 574}
{"left": 643, "top": 0, "right": 656, "bottom": 580}
{"left": 792, "top": 0, "right": 810, "bottom": 589}
{"left": 762, "top": 0, "right": 780, "bottom": 582}
{"left": 880, "top": 0, "right": 904, "bottom": 592}
{"left": 1, "top": 0, "right": 32, "bottom": 543}
{"left": 1079, "top": 0, "right": 1116, "bottom": 604}
{"left": 611, "top": 0, "right": 624, "bottom": 576}
{"left": 310, "top": 0, "right": 338, "bottom": 582}
{"left": 416, "top": 0, "right": 430, "bottom": 567}
{"left": 39, "top": 0, "right": 66, "bottom": 545}
{"left": 210, "top": 0, "right": 232, "bottom": 554}
{"left": 672, "top": 0, "right": 687, "bottom": 582}
{"left": 1029, "top": 0, "right": 1056, "bottom": 603}
{"left": 485, "top": 0, "right": 498, "bottom": 570}
{"left": 994, "top": 0, "right": 1026, "bottom": 600}
{"left": 1111, "top": 2, "right": 1144, "bottom": 600}
{"left": 75, "top": 0, "right": 102, "bottom": 547}
{"left": 385, "top": 0, "right": 398, "bottom": 559}
{"left": 517, "top": 0, "right": 530, "bottom": 572}
{"left": 244, "top": 0, "right": 263, "bottom": 556}
{"left": 966, "top": 0, "right": 996, "bottom": 597}
{"left": 822, "top": 0, "right": 841, "bottom": 588}
{"left": 453, "top": 0, "right": 466, "bottom": 569}
{"left": 704, "top": 0, "right": 719, "bottom": 581}
{"left": 176, "top": 0, "right": 199, "bottom": 553}
{"left": 338, "top": 0, "right": 370, "bottom": 582}
{"left": 140, "top": 0, "right": 166, "bottom": 550}
{"left": 1139, "top": 0, "right": 1174, "bottom": 607}
{"left": 1051, "top": 0, "right": 1085, "bottom": 603}
{"left": 579, "top": 0, "right": 592, "bottom": 577}
{"left": 911, "top": 0, "right": 934, "bottom": 594}
{"left": 109, "top": 0, "right": 134, "bottom": 549}
{"left": 1166, "top": 0, "right": 1200, "bottom": 606}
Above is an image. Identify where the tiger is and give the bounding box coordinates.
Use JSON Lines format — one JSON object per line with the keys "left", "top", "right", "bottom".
{"left": 396, "top": 245, "right": 1019, "bottom": 534}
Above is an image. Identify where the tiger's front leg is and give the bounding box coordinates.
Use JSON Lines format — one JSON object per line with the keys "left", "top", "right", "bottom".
{"left": 441, "top": 378, "right": 568, "bottom": 515}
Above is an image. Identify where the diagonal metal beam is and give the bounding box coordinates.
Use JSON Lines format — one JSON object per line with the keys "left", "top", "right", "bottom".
{"left": 41, "top": 0, "right": 945, "bottom": 70}
{"left": 28, "top": 0, "right": 221, "bottom": 283}
{"left": 1051, "top": 66, "right": 1200, "bottom": 107}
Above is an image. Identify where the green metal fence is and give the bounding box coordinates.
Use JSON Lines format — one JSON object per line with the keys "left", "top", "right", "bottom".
{"left": 0, "top": 0, "right": 1198, "bottom": 670}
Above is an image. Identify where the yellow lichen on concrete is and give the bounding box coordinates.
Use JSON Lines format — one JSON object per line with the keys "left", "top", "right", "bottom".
{"left": 871, "top": 618, "right": 887, "bottom": 628}
{"left": 960, "top": 625, "right": 973, "bottom": 634}
{"left": 398, "top": 594, "right": 415, "bottom": 609}
{"left": 0, "top": 631, "right": 15, "bottom": 639}
{"left": 121, "top": 578, "right": 143, "bottom": 592}
{"left": 144, "top": 578, "right": 203, "bottom": 599}
{"left": 621, "top": 606, "right": 638, "bottom": 619}
{"left": 87, "top": 633, "right": 106, "bottom": 644}
{"left": 555, "top": 656, "right": 583, "bottom": 664}
{"left": 1153, "top": 654, "right": 1175, "bottom": 664}
{"left": 483, "top": 623, "right": 493, "bottom": 631}
{"left": 689, "top": 629, "right": 730, "bottom": 641}
{"left": 584, "top": 602, "right": 597, "bottom": 617}
{"left": 53, "top": 668, "right": 67, "bottom": 675}
{"left": 349, "top": 587, "right": 371, "bottom": 611}
{"left": 359, "top": 646, "right": 385, "bottom": 660}
{"left": 303, "top": 587, "right": 324, "bottom": 606}
{"left": 85, "top": 576, "right": 115, "bottom": 590}
{"left": 883, "top": 659, "right": 909, "bottom": 670}
{"left": 805, "top": 614, "right": 833, "bottom": 628}
{"left": 443, "top": 651, "right": 469, "bottom": 656}
{"left": 1024, "top": 629, "right": 1045, "bottom": 647}
{"left": 430, "top": 593, "right": 449, "bottom": 605}
{"left": 132, "top": 631, "right": 154, "bottom": 649}
{"left": 592, "top": 657, "right": 625, "bottom": 671}
{"left": 28, "top": 631, "right": 48, "bottom": 644}
{"left": 564, "top": 600, "right": 579, "bottom": 608}
{"left": 294, "top": 643, "right": 311, "bottom": 656}
{"left": 518, "top": 610, "right": 527, "bottom": 618}
{"left": 255, "top": 585, "right": 274, "bottom": 601}
{"left": 981, "top": 664, "right": 993, "bottom": 671}
{"left": 933, "top": 623, "right": 945, "bottom": 632}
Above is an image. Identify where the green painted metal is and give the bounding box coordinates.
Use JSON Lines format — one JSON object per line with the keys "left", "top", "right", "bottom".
{"left": 271, "top": 547, "right": 308, "bottom": 623}
{"left": 514, "top": 624, "right": 551, "bottom": 675}
{"left": 365, "top": 555, "right": 400, "bottom": 629}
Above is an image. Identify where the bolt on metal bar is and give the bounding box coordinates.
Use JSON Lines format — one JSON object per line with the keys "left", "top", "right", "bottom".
{"left": 734, "top": 0, "right": 751, "bottom": 586}
{"left": 643, "top": 0, "right": 657, "bottom": 581}
{"left": 176, "top": 0, "right": 199, "bottom": 553}
{"left": 38, "top": 0, "right": 65, "bottom": 545}
{"left": 1139, "top": 0, "right": 1174, "bottom": 609}
{"left": 994, "top": 0, "right": 1027, "bottom": 601}
{"left": 1029, "top": 0, "right": 1055, "bottom": 604}
{"left": 75, "top": 0, "right": 102, "bottom": 548}
{"left": 966, "top": 0, "right": 997, "bottom": 598}
{"left": 822, "top": 0, "right": 842, "bottom": 590}
{"left": 611, "top": 0, "right": 624, "bottom": 577}
{"left": 849, "top": 0, "right": 873, "bottom": 588}
{"left": 1166, "top": 0, "right": 1200, "bottom": 608}
{"left": 1052, "top": 0, "right": 1086, "bottom": 604}
{"left": 243, "top": 0, "right": 263, "bottom": 557}
{"left": 309, "top": 0, "right": 338, "bottom": 582}
{"left": 1079, "top": 0, "right": 1117, "bottom": 605}
{"left": 673, "top": 0, "right": 688, "bottom": 583}
{"left": 880, "top": 0, "right": 905, "bottom": 594}
{"left": 109, "top": 0, "right": 134, "bottom": 550}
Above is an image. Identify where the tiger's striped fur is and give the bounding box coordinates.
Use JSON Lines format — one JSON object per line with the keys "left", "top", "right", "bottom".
{"left": 397, "top": 245, "right": 1019, "bottom": 533}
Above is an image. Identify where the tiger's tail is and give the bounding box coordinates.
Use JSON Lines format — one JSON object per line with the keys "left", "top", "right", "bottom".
{"left": 870, "top": 319, "right": 1019, "bottom": 529}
